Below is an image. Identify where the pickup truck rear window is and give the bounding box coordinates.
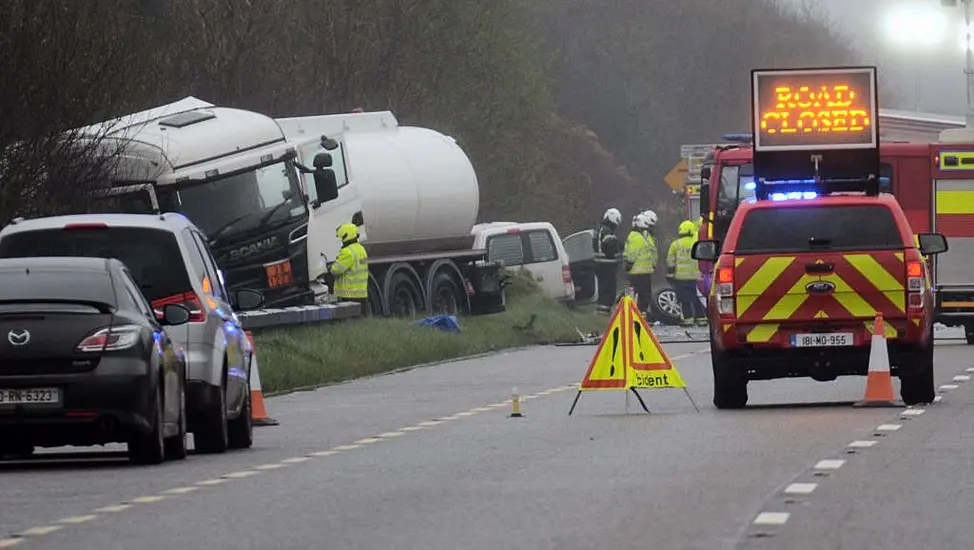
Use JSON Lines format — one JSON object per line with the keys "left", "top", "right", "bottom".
{"left": 735, "top": 205, "right": 904, "bottom": 254}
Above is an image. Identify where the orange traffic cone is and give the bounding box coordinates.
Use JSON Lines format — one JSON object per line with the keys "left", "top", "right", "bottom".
{"left": 245, "top": 331, "right": 279, "bottom": 426}
{"left": 853, "top": 313, "right": 904, "bottom": 408}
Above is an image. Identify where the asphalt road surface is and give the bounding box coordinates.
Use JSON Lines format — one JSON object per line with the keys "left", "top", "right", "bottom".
{"left": 2, "top": 331, "right": 973, "bottom": 550}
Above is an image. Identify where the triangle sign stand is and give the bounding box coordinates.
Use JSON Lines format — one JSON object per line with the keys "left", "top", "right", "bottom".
{"left": 568, "top": 296, "right": 699, "bottom": 415}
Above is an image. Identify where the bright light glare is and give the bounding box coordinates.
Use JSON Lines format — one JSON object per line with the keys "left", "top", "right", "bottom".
{"left": 884, "top": 5, "right": 949, "bottom": 48}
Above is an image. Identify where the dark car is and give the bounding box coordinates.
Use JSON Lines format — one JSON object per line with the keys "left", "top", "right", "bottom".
{"left": 0, "top": 256, "right": 191, "bottom": 465}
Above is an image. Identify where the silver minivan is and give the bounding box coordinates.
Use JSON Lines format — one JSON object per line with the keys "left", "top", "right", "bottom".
{"left": 0, "top": 213, "right": 264, "bottom": 454}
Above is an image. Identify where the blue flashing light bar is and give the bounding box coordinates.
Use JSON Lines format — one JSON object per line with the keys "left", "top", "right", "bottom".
{"left": 723, "top": 133, "right": 753, "bottom": 144}
{"left": 769, "top": 191, "right": 818, "bottom": 201}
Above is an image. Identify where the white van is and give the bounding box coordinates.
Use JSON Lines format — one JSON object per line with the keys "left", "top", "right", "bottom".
{"left": 472, "top": 222, "right": 588, "bottom": 303}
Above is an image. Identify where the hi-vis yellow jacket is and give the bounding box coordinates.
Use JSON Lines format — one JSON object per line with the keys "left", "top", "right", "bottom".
{"left": 624, "top": 230, "right": 657, "bottom": 275}
{"left": 330, "top": 242, "right": 369, "bottom": 299}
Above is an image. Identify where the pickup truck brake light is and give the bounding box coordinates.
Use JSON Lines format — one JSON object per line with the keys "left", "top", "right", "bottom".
{"left": 716, "top": 266, "right": 734, "bottom": 316}
{"left": 907, "top": 260, "right": 924, "bottom": 309}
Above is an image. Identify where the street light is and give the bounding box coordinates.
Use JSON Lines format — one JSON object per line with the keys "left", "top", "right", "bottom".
{"left": 942, "top": 0, "right": 974, "bottom": 127}
{"left": 884, "top": 4, "right": 949, "bottom": 48}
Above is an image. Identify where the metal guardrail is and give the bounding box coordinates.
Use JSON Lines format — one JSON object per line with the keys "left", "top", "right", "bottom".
{"left": 236, "top": 302, "right": 362, "bottom": 331}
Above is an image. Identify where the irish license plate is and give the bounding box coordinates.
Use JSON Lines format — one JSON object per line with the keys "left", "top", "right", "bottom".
{"left": 0, "top": 388, "right": 60, "bottom": 406}
{"left": 265, "top": 260, "right": 294, "bottom": 289}
{"left": 790, "top": 333, "right": 854, "bottom": 347}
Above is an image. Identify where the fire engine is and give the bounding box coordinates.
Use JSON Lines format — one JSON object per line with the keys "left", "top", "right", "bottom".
{"left": 698, "top": 129, "right": 974, "bottom": 345}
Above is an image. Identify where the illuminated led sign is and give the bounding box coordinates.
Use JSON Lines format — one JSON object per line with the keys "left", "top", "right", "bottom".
{"left": 751, "top": 67, "right": 878, "bottom": 152}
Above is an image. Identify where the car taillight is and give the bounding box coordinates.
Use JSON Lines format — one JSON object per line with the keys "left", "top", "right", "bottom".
{"left": 76, "top": 325, "right": 141, "bottom": 352}
{"left": 906, "top": 260, "right": 924, "bottom": 309}
{"left": 152, "top": 292, "right": 206, "bottom": 322}
{"left": 716, "top": 267, "right": 734, "bottom": 315}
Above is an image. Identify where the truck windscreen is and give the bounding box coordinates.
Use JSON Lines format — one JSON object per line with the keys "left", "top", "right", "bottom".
{"left": 735, "top": 205, "right": 904, "bottom": 254}
{"left": 176, "top": 160, "right": 307, "bottom": 243}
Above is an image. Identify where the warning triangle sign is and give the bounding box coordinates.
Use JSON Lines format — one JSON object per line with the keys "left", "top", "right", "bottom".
{"left": 623, "top": 299, "right": 686, "bottom": 389}
{"left": 578, "top": 304, "right": 628, "bottom": 390}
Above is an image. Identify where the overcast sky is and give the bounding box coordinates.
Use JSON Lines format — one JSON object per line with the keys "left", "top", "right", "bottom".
{"left": 782, "top": 0, "right": 971, "bottom": 117}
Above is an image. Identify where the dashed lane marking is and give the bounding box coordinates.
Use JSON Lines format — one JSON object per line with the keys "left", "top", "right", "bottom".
{"left": 940, "top": 384, "right": 960, "bottom": 391}
{"left": 130, "top": 496, "right": 165, "bottom": 504}
{"left": 5, "top": 346, "right": 713, "bottom": 546}
{"left": 783, "top": 483, "right": 817, "bottom": 495}
{"left": 876, "top": 424, "right": 902, "bottom": 432}
{"left": 967, "top": 367, "right": 974, "bottom": 373}
{"left": 753, "top": 512, "right": 790, "bottom": 525}
{"left": 57, "top": 515, "right": 98, "bottom": 525}
{"left": 901, "top": 409, "right": 926, "bottom": 417}
{"left": 847, "top": 440, "right": 878, "bottom": 449}
{"left": 163, "top": 487, "right": 199, "bottom": 495}
{"left": 18, "top": 526, "right": 62, "bottom": 536}
{"left": 953, "top": 375, "right": 971, "bottom": 382}
{"left": 93, "top": 504, "right": 132, "bottom": 513}
{"left": 814, "top": 459, "right": 846, "bottom": 470}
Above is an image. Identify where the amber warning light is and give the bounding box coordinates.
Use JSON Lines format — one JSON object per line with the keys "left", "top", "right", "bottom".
{"left": 751, "top": 67, "right": 878, "bottom": 152}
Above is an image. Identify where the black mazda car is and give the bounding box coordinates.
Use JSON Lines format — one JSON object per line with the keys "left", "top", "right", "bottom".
{"left": 0, "top": 256, "right": 191, "bottom": 465}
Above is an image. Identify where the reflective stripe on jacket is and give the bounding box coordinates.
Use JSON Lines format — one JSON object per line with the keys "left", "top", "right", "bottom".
{"left": 331, "top": 242, "right": 369, "bottom": 299}
{"left": 667, "top": 235, "right": 699, "bottom": 280}
{"left": 624, "top": 230, "right": 657, "bottom": 275}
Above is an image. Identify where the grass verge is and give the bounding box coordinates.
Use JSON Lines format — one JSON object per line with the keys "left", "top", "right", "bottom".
{"left": 252, "top": 272, "right": 607, "bottom": 394}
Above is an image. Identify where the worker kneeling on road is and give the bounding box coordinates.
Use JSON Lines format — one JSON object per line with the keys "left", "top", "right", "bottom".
{"left": 667, "top": 220, "right": 706, "bottom": 327}
{"left": 331, "top": 223, "right": 369, "bottom": 317}
{"left": 624, "top": 212, "right": 657, "bottom": 320}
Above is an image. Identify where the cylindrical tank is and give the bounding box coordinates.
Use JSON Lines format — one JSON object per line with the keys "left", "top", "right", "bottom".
{"left": 342, "top": 126, "right": 480, "bottom": 245}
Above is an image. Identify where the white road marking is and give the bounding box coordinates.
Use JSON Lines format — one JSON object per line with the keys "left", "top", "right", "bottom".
{"left": 470, "top": 407, "right": 493, "bottom": 412}
{"left": 753, "top": 512, "right": 790, "bottom": 525}
{"left": 939, "top": 384, "right": 960, "bottom": 391}
{"left": 196, "top": 478, "right": 229, "bottom": 486}
{"left": 310, "top": 450, "right": 338, "bottom": 457}
{"left": 222, "top": 471, "right": 258, "bottom": 478}
{"left": 417, "top": 421, "right": 442, "bottom": 427}
{"left": 848, "top": 440, "right": 878, "bottom": 448}
{"left": 399, "top": 426, "right": 424, "bottom": 432}
{"left": 331, "top": 444, "right": 361, "bottom": 451}
{"left": 163, "top": 487, "right": 199, "bottom": 494}
{"left": 967, "top": 367, "right": 974, "bottom": 373}
{"left": 377, "top": 431, "right": 405, "bottom": 438}
{"left": 815, "top": 459, "right": 846, "bottom": 470}
{"left": 455, "top": 411, "right": 476, "bottom": 417}
{"left": 353, "top": 437, "right": 382, "bottom": 445}
{"left": 281, "top": 457, "right": 312, "bottom": 463}
{"left": 58, "top": 515, "right": 98, "bottom": 524}
{"left": 953, "top": 375, "right": 971, "bottom": 382}
{"left": 131, "top": 496, "right": 165, "bottom": 504}
{"left": 93, "top": 504, "right": 132, "bottom": 513}
{"left": 901, "top": 409, "right": 925, "bottom": 417}
{"left": 255, "top": 463, "right": 285, "bottom": 470}
{"left": 876, "top": 424, "right": 902, "bottom": 431}
{"left": 0, "top": 539, "right": 22, "bottom": 548}
{"left": 784, "top": 483, "right": 818, "bottom": 494}
{"left": 934, "top": 395, "right": 944, "bottom": 403}
{"left": 19, "top": 526, "right": 62, "bottom": 536}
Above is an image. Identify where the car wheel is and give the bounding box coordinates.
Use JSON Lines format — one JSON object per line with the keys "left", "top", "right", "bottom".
{"left": 164, "top": 380, "right": 188, "bottom": 460}
{"left": 193, "top": 375, "right": 229, "bottom": 454}
{"left": 129, "top": 383, "right": 166, "bottom": 465}
{"left": 654, "top": 288, "right": 683, "bottom": 326}
{"left": 227, "top": 389, "right": 253, "bottom": 450}
{"left": 711, "top": 339, "right": 748, "bottom": 409}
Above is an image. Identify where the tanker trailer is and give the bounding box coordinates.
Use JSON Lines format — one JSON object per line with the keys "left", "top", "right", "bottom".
{"left": 277, "top": 111, "right": 506, "bottom": 317}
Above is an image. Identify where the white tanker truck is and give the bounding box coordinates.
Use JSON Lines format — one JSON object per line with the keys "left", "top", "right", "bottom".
{"left": 80, "top": 98, "right": 506, "bottom": 316}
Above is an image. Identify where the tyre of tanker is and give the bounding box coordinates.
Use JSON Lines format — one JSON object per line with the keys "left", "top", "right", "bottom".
{"left": 343, "top": 126, "right": 480, "bottom": 248}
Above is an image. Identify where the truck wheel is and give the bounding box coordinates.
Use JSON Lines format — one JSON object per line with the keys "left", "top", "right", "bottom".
{"left": 965, "top": 323, "right": 974, "bottom": 345}
{"left": 387, "top": 271, "right": 424, "bottom": 317}
{"left": 711, "top": 339, "right": 747, "bottom": 409}
{"left": 901, "top": 341, "right": 935, "bottom": 406}
{"left": 429, "top": 272, "right": 463, "bottom": 316}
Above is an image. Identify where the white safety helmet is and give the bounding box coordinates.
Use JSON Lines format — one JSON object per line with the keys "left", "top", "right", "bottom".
{"left": 632, "top": 213, "right": 649, "bottom": 230}
{"left": 603, "top": 208, "right": 622, "bottom": 226}
{"left": 641, "top": 210, "right": 658, "bottom": 227}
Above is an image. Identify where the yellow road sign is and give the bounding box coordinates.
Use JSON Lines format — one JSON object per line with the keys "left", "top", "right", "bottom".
{"left": 664, "top": 159, "right": 688, "bottom": 191}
